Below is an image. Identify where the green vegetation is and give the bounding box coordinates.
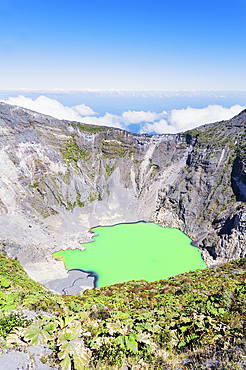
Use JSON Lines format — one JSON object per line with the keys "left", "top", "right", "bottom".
{"left": 76, "top": 122, "right": 106, "bottom": 134}
{"left": 182, "top": 122, "right": 238, "bottom": 151}
{"left": 89, "top": 194, "right": 96, "bottom": 203}
{"left": 0, "top": 254, "right": 64, "bottom": 314}
{"left": 61, "top": 138, "right": 90, "bottom": 167}
{"left": 105, "top": 163, "right": 115, "bottom": 178}
{"left": 29, "top": 182, "right": 40, "bottom": 188}
{"left": 76, "top": 194, "right": 85, "bottom": 208}
{"left": 102, "top": 139, "right": 135, "bottom": 160}
{"left": 64, "top": 120, "right": 106, "bottom": 134}
{"left": 67, "top": 201, "right": 76, "bottom": 211}
{"left": 29, "top": 197, "right": 57, "bottom": 219}
{"left": 200, "top": 139, "right": 244, "bottom": 217}
{"left": 0, "top": 252, "right": 245, "bottom": 368}
{"left": 0, "top": 252, "right": 245, "bottom": 369}
{"left": 127, "top": 148, "right": 135, "bottom": 159}
{"left": 150, "top": 164, "right": 159, "bottom": 179}
{"left": 176, "top": 142, "right": 187, "bottom": 149}
{"left": 0, "top": 312, "right": 31, "bottom": 339}
{"left": 235, "top": 140, "right": 246, "bottom": 161}
{"left": 182, "top": 128, "right": 200, "bottom": 138}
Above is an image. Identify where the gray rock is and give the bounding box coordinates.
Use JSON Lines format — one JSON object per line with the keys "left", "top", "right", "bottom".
{"left": 204, "top": 359, "right": 220, "bottom": 369}
{"left": 46, "top": 269, "right": 95, "bottom": 294}
{"left": 0, "top": 102, "right": 246, "bottom": 292}
{"left": 0, "top": 346, "right": 53, "bottom": 370}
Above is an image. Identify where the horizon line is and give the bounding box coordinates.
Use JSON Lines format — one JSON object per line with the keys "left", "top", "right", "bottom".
{"left": 1, "top": 89, "right": 246, "bottom": 93}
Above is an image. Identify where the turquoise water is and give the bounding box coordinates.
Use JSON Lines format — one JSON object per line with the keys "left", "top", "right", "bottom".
{"left": 54, "top": 222, "right": 206, "bottom": 287}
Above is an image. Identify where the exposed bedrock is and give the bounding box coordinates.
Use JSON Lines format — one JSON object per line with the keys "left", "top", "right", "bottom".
{"left": 152, "top": 112, "right": 246, "bottom": 266}
{"left": 0, "top": 102, "right": 246, "bottom": 291}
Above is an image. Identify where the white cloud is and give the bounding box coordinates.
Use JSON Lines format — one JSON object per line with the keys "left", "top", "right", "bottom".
{"left": 0, "top": 95, "right": 124, "bottom": 128}
{"left": 76, "top": 113, "right": 123, "bottom": 129}
{"left": 0, "top": 95, "right": 96, "bottom": 121}
{"left": 140, "top": 120, "right": 176, "bottom": 134}
{"left": 168, "top": 104, "right": 246, "bottom": 132}
{"left": 72, "top": 104, "right": 96, "bottom": 116}
{"left": 122, "top": 110, "right": 167, "bottom": 124}
{"left": 1, "top": 95, "right": 245, "bottom": 135}
{"left": 0, "top": 95, "right": 167, "bottom": 130}
{"left": 87, "top": 109, "right": 168, "bottom": 129}
{"left": 142, "top": 104, "right": 246, "bottom": 134}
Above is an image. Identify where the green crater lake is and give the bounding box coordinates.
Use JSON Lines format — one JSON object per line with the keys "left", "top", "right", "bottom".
{"left": 54, "top": 222, "right": 206, "bottom": 287}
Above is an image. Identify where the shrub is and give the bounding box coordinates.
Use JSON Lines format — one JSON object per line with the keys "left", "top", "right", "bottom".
{"left": 0, "top": 312, "right": 31, "bottom": 339}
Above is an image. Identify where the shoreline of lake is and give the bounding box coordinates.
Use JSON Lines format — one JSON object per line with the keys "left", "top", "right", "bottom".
{"left": 53, "top": 222, "right": 207, "bottom": 290}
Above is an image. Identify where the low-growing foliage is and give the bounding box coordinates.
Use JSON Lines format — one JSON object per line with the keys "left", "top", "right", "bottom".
{"left": 0, "top": 252, "right": 245, "bottom": 369}
{"left": 57, "top": 320, "right": 91, "bottom": 370}
{"left": 0, "top": 312, "right": 31, "bottom": 339}
{"left": 24, "top": 317, "right": 56, "bottom": 345}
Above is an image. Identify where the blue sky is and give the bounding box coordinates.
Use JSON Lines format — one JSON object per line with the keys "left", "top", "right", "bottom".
{"left": 1, "top": 0, "right": 246, "bottom": 90}
{"left": 1, "top": 1, "right": 246, "bottom": 134}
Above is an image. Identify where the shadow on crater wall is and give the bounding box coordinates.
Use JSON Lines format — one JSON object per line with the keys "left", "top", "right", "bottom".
{"left": 231, "top": 156, "right": 246, "bottom": 202}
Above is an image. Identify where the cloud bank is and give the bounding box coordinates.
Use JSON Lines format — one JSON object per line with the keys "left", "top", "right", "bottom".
{"left": 1, "top": 95, "right": 245, "bottom": 134}
{"left": 2, "top": 95, "right": 96, "bottom": 121}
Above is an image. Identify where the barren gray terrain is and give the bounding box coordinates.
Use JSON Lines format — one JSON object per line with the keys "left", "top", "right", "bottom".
{"left": 0, "top": 102, "right": 245, "bottom": 293}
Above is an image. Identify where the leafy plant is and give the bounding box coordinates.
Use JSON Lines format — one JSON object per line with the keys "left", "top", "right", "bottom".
{"left": 1, "top": 251, "right": 246, "bottom": 369}
{"left": 0, "top": 292, "right": 16, "bottom": 313}
{"left": 0, "top": 276, "right": 11, "bottom": 288}
{"left": 180, "top": 282, "right": 192, "bottom": 294}
{"left": 6, "top": 327, "right": 26, "bottom": 347}
{"left": 0, "top": 312, "right": 31, "bottom": 339}
{"left": 57, "top": 321, "right": 91, "bottom": 370}
{"left": 116, "top": 333, "right": 139, "bottom": 354}
{"left": 23, "top": 318, "right": 56, "bottom": 345}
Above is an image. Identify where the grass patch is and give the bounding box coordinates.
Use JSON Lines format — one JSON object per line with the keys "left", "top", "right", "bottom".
{"left": 0, "top": 252, "right": 245, "bottom": 369}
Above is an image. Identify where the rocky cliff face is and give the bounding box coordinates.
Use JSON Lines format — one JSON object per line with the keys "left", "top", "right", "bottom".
{"left": 152, "top": 112, "right": 246, "bottom": 266}
{"left": 0, "top": 102, "right": 245, "bottom": 290}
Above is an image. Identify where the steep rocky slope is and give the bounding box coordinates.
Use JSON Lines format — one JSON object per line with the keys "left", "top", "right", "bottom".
{"left": 152, "top": 113, "right": 246, "bottom": 266}
{"left": 0, "top": 102, "right": 245, "bottom": 290}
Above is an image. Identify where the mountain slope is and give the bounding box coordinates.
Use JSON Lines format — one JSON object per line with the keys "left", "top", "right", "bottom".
{"left": 0, "top": 252, "right": 245, "bottom": 369}
{"left": 153, "top": 111, "right": 246, "bottom": 266}
{"left": 0, "top": 102, "right": 245, "bottom": 289}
